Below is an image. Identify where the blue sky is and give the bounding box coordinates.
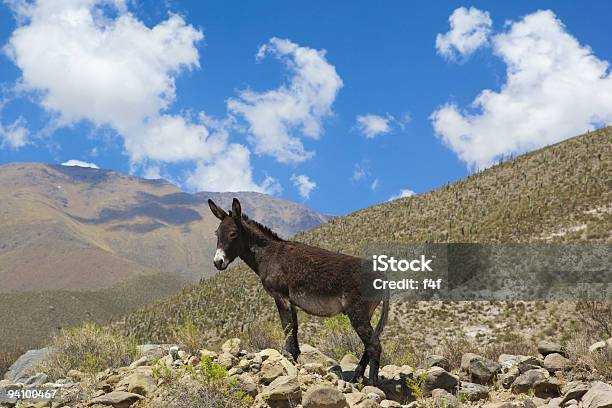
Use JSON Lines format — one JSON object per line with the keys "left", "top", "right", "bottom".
{"left": 0, "top": 1, "right": 611, "bottom": 215}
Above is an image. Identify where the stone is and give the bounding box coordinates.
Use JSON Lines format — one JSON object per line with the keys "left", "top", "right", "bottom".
{"left": 125, "top": 373, "right": 157, "bottom": 396}
{"left": 199, "top": 349, "right": 218, "bottom": 360}
{"left": 366, "top": 392, "right": 381, "bottom": 403}
{"left": 432, "top": 388, "right": 460, "bottom": 408}
{"left": 512, "top": 368, "right": 549, "bottom": 394}
{"left": 362, "top": 386, "right": 386, "bottom": 401}
{"left": 168, "top": 346, "right": 179, "bottom": 361}
{"left": 302, "top": 385, "right": 349, "bottom": 408}
{"left": 581, "top": 381, "right": 612, "bottom": 408}
{"left": 498, "top": 367, "right": 520, "bottom": 388}
{"left": 589, "top": 341, "right": 607, "bottom": 353}
{"left": 380, "top": 400, "right": 401, "bottom": 407}
{"left": 379, "top": 364, "right": 414, "bottom": 381}
{"left": 3, "top": 347, "right": 52, "bottom": 382}
{"left": 517, "top": 356, "right": 545, "bottom": 373}
{"left": 260, "top": 375, "right": 301, "bottom": 402}
{"left": 538, "top": 341, "right": 567, "bottom": 357}
{"left": 67, "top": 369, "right": 87, "bottom": 382}
{"left": 340, "top": 354, "right": 360, "bottom": 373}
{"left": 24, "top": 373, "right": 49, "bottom": 386}
{"left": 458, "top": 381, "right": 490, "bottom": 401}
{"left": 259, "top": 354, "right": 297, "bottom": 384}
{"left": 543, "top": 353, "right": 569, "bottom": 372}
{"left": 533, "top": 377, "right": 561, "bottom": 398}
{"left": 423, "top": 367, "right": 459, "bottom": 395}
{"left": 299, "top": 344, "right": 338, "bottom": 368}
{"left": 421, "top": 355, "right": 451, "bottom": 372}
{"left": 561, "top": 382, "right": 589, "bottom": 404}
{"left": 88, "top": 391, "right": 143, "bottom": 408}
{"left": 564, "top": 400, "right": 578, "bottom": 407}
{"left": 221, "top": 338, "right": 242, "bottom": 356}
{"left": 232, "top": 373, "right": 258, "bottom": 397}
{"left": 461, "top": 353, "right": 483, "bottom": 371}
{"left": 128, "top": 356, "right": 149, "bottom": 369}
{"left": 304, "top": 363, "right": 327, "bottom": 376}
{"left": 216, "top": 352, "right": 238, "bottom": 369}
{"left": 469, "top": 358, "right": 501, "bottom": 384}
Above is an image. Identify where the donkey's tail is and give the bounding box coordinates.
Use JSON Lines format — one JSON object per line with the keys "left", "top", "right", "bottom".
{"left": 374, "top": 288, "right": 390, "bottom": 338}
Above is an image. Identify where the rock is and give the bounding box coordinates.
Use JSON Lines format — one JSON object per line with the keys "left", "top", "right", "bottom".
{"left": 461, "top": 353, "right": 482, "bottom": 371}
{"left": 67, "top": 369, "right": 87, "bottom": 382}
{"left": 423, "top": 367, "right": 459, "bottom": 395}
{"left": 362, "top": 386, "right": 386, "bottom": 401}
{"left": 366, "top": 392, "right": 381, "bottom": 403}
{"left": 232, "top": 373, "right": 258, "bottom": 397}
{"left": 379, "top": 365, "right": 413, "bottom": 382}
{"left": 3, "top": 347, "right": 52, "bottom": 382}
{"left": 88, "top": 391, "right": 143, "bottom": 408}
{"left": 340, "top": 354, "right": 360, "bottom": 373}
{"left": 538, "top": 341, "right": 567, "bottom": 357}
{"left": 380, "top": 400, "right": 401, "bottom": 407}
{"left": 589, "top": 341, "right": 607, "bottom": 353}
{"left": 260, "top": 375, "right": 301, "bottom": 402}
{"left": 581, "top": 381, "right": 612, "bottom": 408}
{"left": 216, "top": 352, "right": 238, "bottom": 369}
{"left": 259, "top": 353, "right": 297, "bottom": 384}
{"left": 432, "top": 388, "right": 460, "bottom": 408}
{"left": 137, "top": 344, "right": 171, "bottom": 360}
{"left": 221, "top": 338, "right": 242, "bottom": 356}
{"left": 469, "top": 358, "right": 501, "bottom": 384}
{"left": 512, "top": 368, "right": 549, "bottom": 394}
{"left": 302, "top": 385, "right": 349, "bottom": 408}
{"left": 199, "top": 349, "right": 218, "bottom": 360}
{"left": 533, "top": 377, "right": 561, "bottom": 398}
{"left": 498, "top": 367, "right": 520, "bottom": 388}
{"left": 564, "top": 399, "right": 579, "bottom": 408}
{"left": 561, "top": 382, "right": 589, "bottom": 404}
{"left": 303, "top": 363, "right": 326, "bottom": 376}
{"left": 421, "top": 355, "right": 451, "bottom": 372}
{"left": 458, "top": 381, "right": 490, "bottom": 401}
{"left": 299, "top": 344, "right": 338, "bottom": 368}
{"left": 168, "top": 346, "right": 179, "bottom": 361}
{"left": 517, "top": 356, "right": 545, "bottom": 373}
{"left": 128, "top": 356, "right": 149, "bottom": 369}
{"left": 24, "top": 373, "right": 49, "bottom": 386}
{"left": 345, "top": 391, "right": 379, "bottom": 408}
{"left": 543, "top": 353, "right": 569, "bottom": 372}
{"left": 124, "top": 373, "right": 157, "bottom": 396}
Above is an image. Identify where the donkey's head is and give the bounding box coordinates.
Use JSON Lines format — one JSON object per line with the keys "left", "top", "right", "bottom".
{"left": 208, "top": 198, "right": 244, "bottom": 270}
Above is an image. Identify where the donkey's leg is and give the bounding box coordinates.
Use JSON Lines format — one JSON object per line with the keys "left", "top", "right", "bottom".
{"left": 274, "top": 297, "right": 299, "bottom": 361}
{"left": 347, "top": 306, "right": 381, "bottom": 385}
{"left": 290, "top": 303, "right": 301, "bottom": 359}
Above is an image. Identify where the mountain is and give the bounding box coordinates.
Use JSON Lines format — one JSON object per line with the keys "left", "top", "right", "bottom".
{"left": 0, "top": 163, "right": 329, "bottom": 365}
{"left": 117, "top": 127, "right": 611, "bottom": 350}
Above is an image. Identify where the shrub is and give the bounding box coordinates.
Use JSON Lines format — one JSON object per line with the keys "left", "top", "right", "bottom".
{"left": 38, "top": 323, "right": 138, "bottom": 379}
{"left": 576, "top": 301, "right": 612, "bottom": 338}
{"left": 0, "top": 351, "right": 15, "bottom": 379}
{"left": 242, "top": 319, "right": 286, "bottom": 351}
{"left": 565, "top": 330, "right": 612, "bottom": 381}
{"left": 171, "top": 318, "right": 207, "bottom": 355}
{"left": 316, "top": 314, "right": 362, "bottom": 361}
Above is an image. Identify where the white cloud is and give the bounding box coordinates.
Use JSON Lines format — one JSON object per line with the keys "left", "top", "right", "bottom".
{"left": 388, "top": 188, "right": 416, "bottom": 201}
{"left": 228, "top": 37, "right": 343, "bottom": 163}
{"left": 355, "top": 114, "right": 392, "bottom": 138}
{"left": 351, "top": 162, "right": 369, "bottom": 182}
{"left": 290, "top": 173, "right": 316, "bottom": 200}
{"left": 61, "top": 159, "right": 99, "bottom": 168}
{"left": 142, "top": 165, "right": 161, "bottom": 179}
{"left": 185, "top": 144, "right": 281, "bottom": 194}
{"left": 370, "top": 178, "right": 379, "bottom": 191}
{"left": 432, "top": 10, "right": 612, "bottom": 169}
{"left": 436, "top": 7, "right": 492, "bottom": 61}
{"left": 0, "top": 116, "right": 28, "bottom": 149}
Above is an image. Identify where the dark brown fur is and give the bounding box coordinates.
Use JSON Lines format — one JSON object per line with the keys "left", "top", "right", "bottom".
{"left": 208, "top": 198, "right": 390, "bottom": 384}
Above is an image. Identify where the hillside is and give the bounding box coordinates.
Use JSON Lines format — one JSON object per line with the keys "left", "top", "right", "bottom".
{"left": 118, "top": 127, "right": 611, "bottom": 351}
{"left": 0, "top": 163, "right": 329, "bottom": 367}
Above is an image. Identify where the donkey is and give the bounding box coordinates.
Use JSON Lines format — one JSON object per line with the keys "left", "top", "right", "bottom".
{"left": 208, "top": 198, "right": 390, "bottom": 385}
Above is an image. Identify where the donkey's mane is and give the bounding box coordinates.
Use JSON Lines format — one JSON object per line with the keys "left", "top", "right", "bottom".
{"left": 233, "top": 212, "right": 284, "bottom": 241}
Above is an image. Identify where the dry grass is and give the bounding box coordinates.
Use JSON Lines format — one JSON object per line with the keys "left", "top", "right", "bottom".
{"left": 565, "top": 330, "right": 612, "bottom": 381}
{"left": 0, "top": 351, "right": 15, "bottom": 378}
{"left": 241, "top": 319, "right": 286, "bottom": 352}
{"left": 38, "top": 323, "right": 138, "bottom": 380}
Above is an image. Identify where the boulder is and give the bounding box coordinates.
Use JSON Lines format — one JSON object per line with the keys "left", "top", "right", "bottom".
{"left": 461, "top": 353, "right": 482, "bottom": 371}
{"left": 124, "top": 373, "right": 157, "bottom": 396}
{"left": 423, "top": 367, "right": 459, "bottom": 395}
{"left": 380, "top": 400, "right": 401, "bottom": 407}
{"left": 517, "top": 356, "right": 544, "bottom": 373}
{"left": 421, "top": 355, "right": 451, "bottom": 372}
{"left": 260, "top": 375, "right": 301, "bottom": 402}
{"left": 379, "top": 364, "right": 413, "bottom": 382}
{"left": 259, "top": 353, "right": 297, "bottom": 384}
{"left": 88, "top": 391, "right": 143, "bottom": 408}
{"left": 221, "top": 338, "right": 242, "bottom": 356}
{"left": 589, "top": 341, "right": 607, "bottom": 353}
{"left": 231, "top": 373, "right": 258, "bottom": 397}
{"left": 302, "top": 385, "right": 349, "bottom": 408}
{"left": 24, "top": 373, "right": 49, "bottom": 386}
{"left": 432, "top": 388, "right": 460, "bottom": 408}
{"left": 299, "top": 344, "right": 338, "bottom": 368}
{"left": 543, "top": 353, "right": 569, "bottom": 372}
{"left": 458, "top": 381, "right": 490, "bottom": 401}
{"left": 498, "top": 367, "right": 520, "bottom": 388}
{"left": 561, "top": 382, "right": 589, "bottom": 404}
{"left": 538, "top": 341, "right": 566, "bottom": 357}
{"left": 345, "top": 392, "right": 379, "bottom": 408}
{"left": 533, "top": 377, "right": 561, "bottom": 398}
{"left": 512, "top": 368, "right": 549, "bottom": 394}
{"left": 3, "top": 347, "right": 52, "bottom": 382}
{"left": 469, "top": 358, "right": 501, "bottom": 384}
{"left": 216, "top": 352, "right": 238, "bottom": 369}
{"left": 362, "top": 386, "right": 386, "bottom": 401}
{"left": 581, "top": 381, "right": 612, "bottom": 408}
{"left": 340, "top": 354, "right": 360, "bottom": 373}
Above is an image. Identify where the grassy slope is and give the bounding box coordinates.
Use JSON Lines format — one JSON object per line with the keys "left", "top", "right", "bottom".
{"left": 117, "top": 128, "right": 611, "bottom": 349}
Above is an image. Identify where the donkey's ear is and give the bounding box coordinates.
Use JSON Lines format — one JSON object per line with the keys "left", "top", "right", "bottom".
{"left": 208, "top": 199, "right": 228, "bottom": 220}
{"left": 232, "top": 198, "right": 242, "bottom": 219}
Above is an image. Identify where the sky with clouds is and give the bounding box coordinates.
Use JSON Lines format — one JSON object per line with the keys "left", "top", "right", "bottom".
{"left": 0, "top": 1, "right": 610, "bottom": 215}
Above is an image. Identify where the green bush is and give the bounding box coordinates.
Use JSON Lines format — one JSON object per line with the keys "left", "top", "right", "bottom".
{"left": 316, "top": 314, "right": 362, "bottom": 361}
{"left": 38, "top": 323, "right": 138, "bottom": 379}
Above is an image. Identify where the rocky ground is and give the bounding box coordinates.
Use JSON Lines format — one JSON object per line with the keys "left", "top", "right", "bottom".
{"left": 2, "top": 337, "right": 611, "bottom": 408}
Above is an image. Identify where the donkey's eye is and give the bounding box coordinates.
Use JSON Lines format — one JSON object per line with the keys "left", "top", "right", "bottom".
{"left": 229, "top": 231, "right": 238, "bottom": 239}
